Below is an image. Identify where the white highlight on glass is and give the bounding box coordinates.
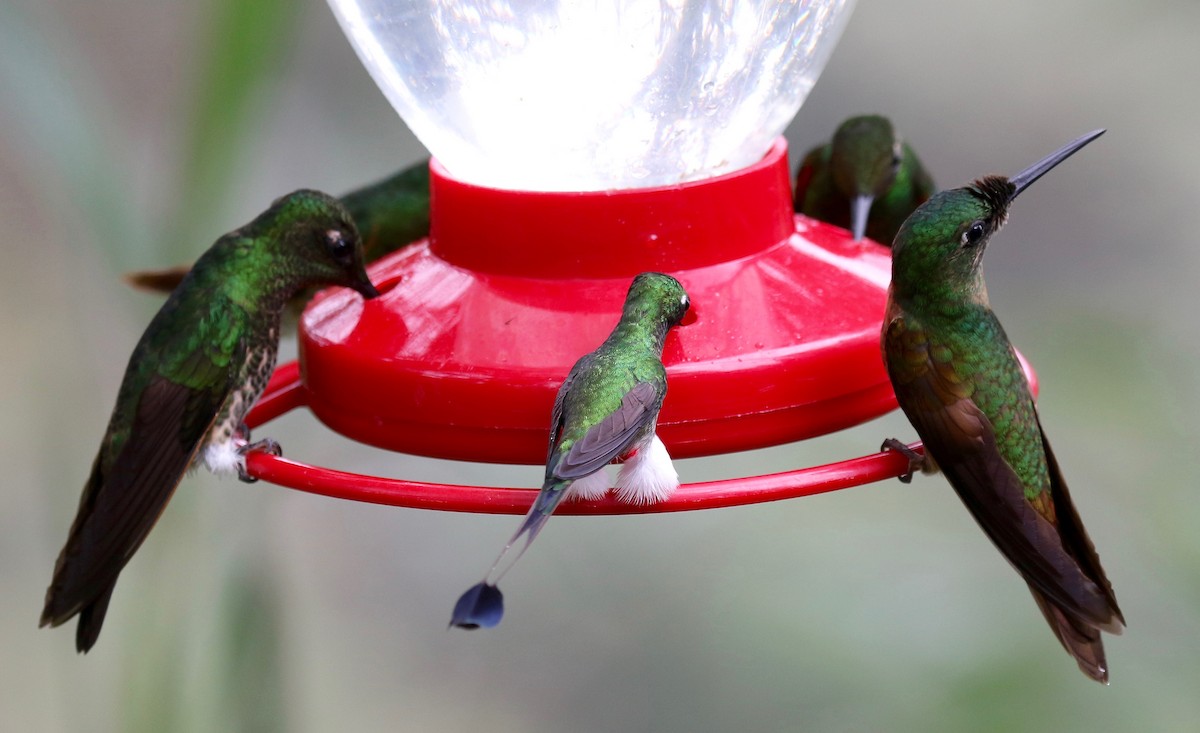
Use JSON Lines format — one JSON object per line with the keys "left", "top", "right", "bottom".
{"left": 328, "top": 0, "right": 855, "bottom": 191}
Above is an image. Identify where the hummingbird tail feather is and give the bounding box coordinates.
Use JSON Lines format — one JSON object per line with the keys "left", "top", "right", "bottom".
{"left": 484, "top": 480, "right": 571, "bottom": 585}
{"left": 123, "top": 265, "right": 190, "bottom": 294}
{"left": 75, "top": 582, "right": 116, "bottom": 653}
{"left": 450, "top": 479, "right": 573, "bottom": 630}
{"left": 1028, "top": 583, "right": 1110, "bottom": 684}
{"left": 449, "top": 581, "right": 504, "bottom": 629}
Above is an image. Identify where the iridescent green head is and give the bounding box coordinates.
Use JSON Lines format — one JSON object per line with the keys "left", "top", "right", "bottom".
{"left": 831, "top": 116, "right": 902, "bottom": 197}
{"left": 890, "top": 182, "right": 1009, "bottom": 299}
{"left": 830, "top": 115, "right": 903, "bottom": 240}
{"left": 252, "top": 189, "right": 379, "bottom": 299}
{"left": 891, "top": 130, "right": 1105, "bottom": 303}
{"left": 624, "top": 272, "right": 690, "bottom": 326}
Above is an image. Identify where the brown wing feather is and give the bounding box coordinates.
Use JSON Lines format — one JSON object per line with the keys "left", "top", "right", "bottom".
{"left": 41, "top": 376, "right": 223, "bottom": 651}
{"left": 885, "top": 318, "right": 1121, "bottom": 632}
{"left": 554, "top": 381, "right": 661, "bottom": 481}
{"left": 1037, "top": 418, "right": 1125, "bottom": 626}
{"left": 1028, "top": 582, "right": 1110, "bottom": 683}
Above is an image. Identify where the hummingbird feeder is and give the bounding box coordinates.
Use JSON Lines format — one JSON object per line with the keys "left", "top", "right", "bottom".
{"left": 243, "top": 0, "right": 1036, "bottom": 513}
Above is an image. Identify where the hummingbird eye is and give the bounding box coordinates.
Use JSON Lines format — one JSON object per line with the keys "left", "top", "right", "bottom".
{"left": 962, "top": 221, "right": 987, "bottom": 247}
{"left": 323, "top": 229, "right": 354, "bottom": 261}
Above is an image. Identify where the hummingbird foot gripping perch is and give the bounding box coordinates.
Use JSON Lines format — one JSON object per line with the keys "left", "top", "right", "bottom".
{"left": 233, "top": 426, "right": 283, "bottom": 485}
{"left": 878, "top": 438, "right": 931, "bottom": 484}
{"left": 205, "top": 422, "right": 282, "bottom": 484}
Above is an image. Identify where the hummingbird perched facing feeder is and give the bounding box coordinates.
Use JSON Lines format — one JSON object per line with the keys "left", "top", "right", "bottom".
{"left": 881, "top": 130, "right": 1124, "bottom": 683}
{"left": 795, "top": 115, "right": 936, "bottom": 245}
{"left": 451, "top": 273, "right": 690, "bottom": 629}
{"left": 41, "top": 191, "right": 378, "bottom": 652}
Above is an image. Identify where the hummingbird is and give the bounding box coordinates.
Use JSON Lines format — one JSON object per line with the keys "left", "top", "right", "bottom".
{"left": 124, "top": 158, "right": 430, "bottom": 295}
{"left": 41, "top": 190, "right": 379, "bottom": 652}
{"left": 795, "top": 115, "right": 935, "bottom": 244}
{"left": 881, "top": 130, "right": 1124, "bottom": 683}
{"left": 450, "top": 272, "right": 691, "bottom": 629}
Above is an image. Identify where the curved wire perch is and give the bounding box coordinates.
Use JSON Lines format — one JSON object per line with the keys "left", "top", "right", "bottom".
{"left": 243, "top": 444, "right": 924, "bottom": 515}
{"left": 242, "top": 358, "right": 1037, "bottom": 514}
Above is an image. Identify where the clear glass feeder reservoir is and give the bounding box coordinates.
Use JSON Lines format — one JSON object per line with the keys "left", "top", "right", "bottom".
{"left": 243, "top": 0, "right": 997, "bottom": 511}
{"left": 328, "top": 0, "right": 855, "bottom": 191}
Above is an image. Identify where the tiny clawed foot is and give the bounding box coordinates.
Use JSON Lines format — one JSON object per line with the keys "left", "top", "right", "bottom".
{"left": 881, "top": 438, "right": 924, "bottom": 484}
{"left": 236, "top": 437, "right": 283, "bottom": 484}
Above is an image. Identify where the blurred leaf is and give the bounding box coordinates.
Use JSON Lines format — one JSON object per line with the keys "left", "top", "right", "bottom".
{"left": 170, "top": 0, "right": 302, "bottom": 246}
{"left": 0, "top": 4, "right": 145, "bottom": 269}
{"left": 219, "top": 565, "right": 287, "bottom": 733}
{"left": 120, "top": 633, "right": 185, "bottom": 733}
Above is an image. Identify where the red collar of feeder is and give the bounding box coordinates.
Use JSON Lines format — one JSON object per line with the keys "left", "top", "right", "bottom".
{"left": 241, "top": 138, "right": 1039, "bottom": 512}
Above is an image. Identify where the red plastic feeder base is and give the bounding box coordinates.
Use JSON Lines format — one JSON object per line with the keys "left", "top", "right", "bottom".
{"left": 299, "top": 138, "right": 897, "bottom": 464}
{"left": 240, "top": 138, "right": 1037, "bottom": 512}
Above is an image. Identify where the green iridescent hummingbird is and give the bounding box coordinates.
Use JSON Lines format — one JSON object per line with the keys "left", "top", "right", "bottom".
{"left": 41, "top": 190, "right": 379, "bottom": 652}
{"left": 125, "top": 159, "right": 430, "bottom": 295}
{"left": 795, "top": 115, "right": 935, "bottom": 244}
{"left": 450, "top": 272, "right": 691, "bottom": 629}
{"left": 881, "top": 130, "right": 1124, "bottom": 683}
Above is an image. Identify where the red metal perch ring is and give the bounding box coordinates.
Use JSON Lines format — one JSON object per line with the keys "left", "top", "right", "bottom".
{"left": 241, "top": 358, "right": 1038, "bottom": 514}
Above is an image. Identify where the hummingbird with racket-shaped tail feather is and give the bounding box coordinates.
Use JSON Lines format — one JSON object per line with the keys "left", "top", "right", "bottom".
{"left": 881, "top": 130, "right": 1124, "bottom": 682}
{"left": 450, "top": 272, "right": 691, "bottom": 629}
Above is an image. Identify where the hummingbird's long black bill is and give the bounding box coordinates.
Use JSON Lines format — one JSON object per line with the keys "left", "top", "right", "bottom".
{"left": 353, "top": 277, "right": 381, "bottom": 299}
{"left": 1009, "top": 129, "right": 1105, "bottom": 201}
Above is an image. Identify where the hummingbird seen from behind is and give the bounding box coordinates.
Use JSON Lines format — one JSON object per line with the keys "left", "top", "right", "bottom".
{"left": 124, "top": 159, "right": 430, "bottom": 296}
{"left": 881, "top": 130, "right": 1124, "bottom": 682}
{"left": 450, "top": 272, "right": 691, "bottom": 630}
{"left": 41, "top": 190, "right": 379, "bottom": 652}
{"left": 795, "top": 114, "right": 935, "bottom": 244}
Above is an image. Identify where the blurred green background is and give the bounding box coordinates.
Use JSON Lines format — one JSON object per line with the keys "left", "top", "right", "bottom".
{"left": 4, "top": 1, "right": 1198, "bottom": 731}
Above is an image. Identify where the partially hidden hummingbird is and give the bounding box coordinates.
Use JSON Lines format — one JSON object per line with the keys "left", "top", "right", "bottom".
{"left": 795, "top": 115, "right": 935, "bottom": 245}
{"left": 41, "top": 190, "right": 379, "bottom": 652}
{"left": 450, "top": 272, "right": 691, "bottom": 630}
{"left": 881, "top": 130, "right": 1124, "bottom": 683}
{"left": 124, "top": 159, "right": 430, "bottom": 295}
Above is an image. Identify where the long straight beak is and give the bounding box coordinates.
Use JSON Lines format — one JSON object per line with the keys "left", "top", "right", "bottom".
{"left": 353, "top": 274, "right": 381, "bottom": 299}
{"left": 850, "top": 194, "right": 873, "bottom": 242}
{"left": 1009, "top": 129, "right": 1105, "bottom": 201}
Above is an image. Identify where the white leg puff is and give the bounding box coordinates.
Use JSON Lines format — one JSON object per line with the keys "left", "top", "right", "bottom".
{"left": 203, "top": 437, "right": 246, "bottom": 478}
{"left": 614, "top": 434, "right": 679, "bottom": 505}
{"left": 563, "top": 468, "right": 611, "bottom": 502}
